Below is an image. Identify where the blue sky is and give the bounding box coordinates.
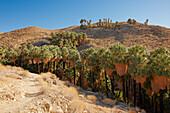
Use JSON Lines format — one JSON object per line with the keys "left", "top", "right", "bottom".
{"left": 0, "top": 0, "right": 170, "bottom": 33}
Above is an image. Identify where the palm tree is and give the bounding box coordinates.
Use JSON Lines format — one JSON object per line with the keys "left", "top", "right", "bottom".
{"left": 61, "top": 47, "right": 69, "bottom": 72}
{"left": 80, "top": 19, "right": 84, "bottom": 25}
{"left": 73, "top": 40, "right": 78, "bottom": 48}
{"left": 150, "top": 48, "right": 169, "bottom": 93}
{"left": 68, "top": 48, "right": 80, "bottom": 85}
{"left": 75, "top": 60, "right": 83, "bottom": 87}
{"left": 87, "top": 50, "right": 100, "bottom": 91}
{"left": 81, "top": 50, "right": 88, "bottom": 67}
{"left": 100, "top": 50, "right": 115, "bottom": 97}
{"left": 145, "top": 19, "right": 149, "bottom": 26}
{"left": 109, "top": 43, "right": 128, "bottom": 102}
{"left": 127, "top": 18, "right": 132, "bottom": 24}
{"left": 59, "top": 39, "right": 63, "bottom": 49}
{"left": 128, "top": 45, "right": 148, "bottom": 106}
{"left": 30, "top": 46, "right": 41, "bottom": 73}
{"left": 87, "top": 20, "right": 92, "bottom": 27}
{"left": 50, "top": 46, "right": 62, "bottom": 74}
{"left": 78, "top": 33, "right": 83, "bottom": 46}
{"left": 0, "top": 46, "right": 5, "bottom": 60}
{"left": 41, "top": 46, "right": 53, "bottom": 72}
{"left": 99, "top": 19, "right": 102, "bottom": 27}
{"left": 133, "top": 19, "right": 137, "bottom": 25}
{"left": 28, "top": 44, "right": 34, "bottom": 64}
{"left": 116, "top": 21, "right": 119, "bottom": 26}
{"left": 109, "top": 43, "right": 128, "bottom": 76}
{"left": 83, "top": 33, "right": 87, "bottom": 44}
{"left": 143, "top": 47, "right": 169, "bottom": 113}
{"left": 5, "top": 48, "right": 19, "bottom": 66}
{"left": 0, "top": 46, "right": 8, "bottom": 64}
{"left": 22, "top": 47, "right": 30, "bottom": 68}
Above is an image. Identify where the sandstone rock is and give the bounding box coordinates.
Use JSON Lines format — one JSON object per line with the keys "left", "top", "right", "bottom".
{"left": 87, "top": 95, "right": 97, "bottom": 101}
{"left": 62, "top": 87, "right": 78, "bottom": 100}
{"left": 79, "top": 94, "right": 85, "bottom": 98}
{"left": 102, "top": 98, "right": 116, "bottom": 105}
{"left": 51, "top": 105, "right": 63, "bottom": 113}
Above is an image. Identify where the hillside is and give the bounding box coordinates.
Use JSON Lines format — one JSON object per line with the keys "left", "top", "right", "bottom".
{"left": 0, "top": 64, "right": 145, "bottom": 113}
{"left": 0, "top": 32, "right": 3, "bottom": 34}
{"left": 71, "top": 23, "right": 170, "bottom": 50}
{"left": 0, "top": 23, "right": 169, "bottom": 49}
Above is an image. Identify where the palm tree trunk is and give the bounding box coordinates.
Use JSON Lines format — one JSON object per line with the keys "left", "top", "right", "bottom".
{"left": 19, "top": 55, "right": 22, "bottom": 67}
{"left": 152, "top": 95, "right": 154, "bottom": 113}
{"left": 110, "top": 76, "right": 115, "bottom": 96}
{"left": 37, "top": 61, "right": 40, "bottom": 74}
{"left": 160, "top": 90, "right": 164, "bottom": 113}
{"left": 153, "top": 95, "right": 158, "bottom": 113}
{"left": 13, "top": 61, "right": 15, "bottom": 66}
{"left": 73, "top": 66, "right": 76, "bottom": 85}
{"left": 53, "top": 61, "right": 56, "bottom": 73}
{"left": 139, "top": 83, "right": 142, "bottom": 107}
{"left": 105, "top": 70, "right": 109, "bottom": 97}
{"left": 48, "top": 61, "right": 51, "bottom": 72}
{"left": 56, "top": 64, "right": 58, "bottom": 76}
{"left": 42, "top": 62, "right": 45, "bottom": 72}
{"left": 133, "top": 79, "right": 136, "bottom": 106}
{"left": 122, "top": 76, "right": 126, "bottom": 103}
{"left": 126, "top": 80, "right": 129, "bottom": 103}
{"left": 129, "top": 78, "right": 131, "bottom": 100}
{"left": 32, "top": 59, "right": 34, "bottom": 65}
{"left": 80, "top": 71, "right": 82, "bottom": 87}
{"left": 92, "top": 70, "right": 95, "bottom": 91}
{"left": 63, "top": 61, "right": 65, "bottom": 70}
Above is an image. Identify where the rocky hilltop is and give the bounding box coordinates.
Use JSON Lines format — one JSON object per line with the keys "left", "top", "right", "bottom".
{"left": 0, "top": 64, "right": 145, "bottom": 113}
{"left": 0, "top": 23, "right": 169, "bottom": 50}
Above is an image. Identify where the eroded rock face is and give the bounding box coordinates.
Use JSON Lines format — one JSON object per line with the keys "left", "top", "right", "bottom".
{"left": 0, "top": 64, "right": 145, "bottom": 113}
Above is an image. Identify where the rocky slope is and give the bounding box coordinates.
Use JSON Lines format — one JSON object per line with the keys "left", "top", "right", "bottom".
{"left": 0, "top": 64, "right": 145, "bottom": 113}
{"left": 0, "top": 23, "right": 169, "bottom": 50}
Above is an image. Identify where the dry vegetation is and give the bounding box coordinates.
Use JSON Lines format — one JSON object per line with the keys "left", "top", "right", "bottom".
{"left": 0, "top": 23, "right": 169, "bottom": 50}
